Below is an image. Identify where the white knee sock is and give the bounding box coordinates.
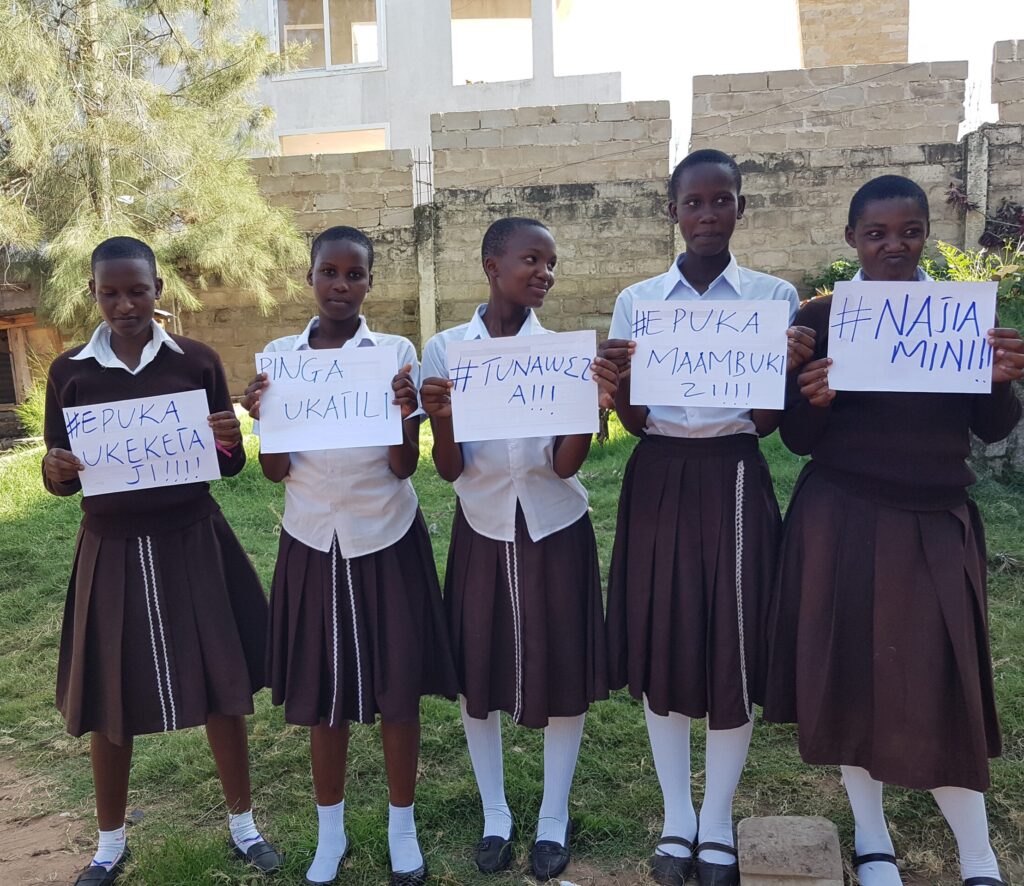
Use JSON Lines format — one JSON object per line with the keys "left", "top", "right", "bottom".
{"left": 841, "top": 766, "right": 901, "bottom": 886}
{"left": 305, "top": 800, "right": 348, "bottom": 884}
{"left": 698, "top": 720, "right": 753, "bottom": 865}
{"left": 228, "top": 809, "right": 264, "bottom": 852}
{"left": 460, "top": 696, "right": 512, "bottom": 840}
{"left": 931, "top": 786, "right": 1002, "bottom": 881}
{"left": 644, "top": 697, "right": 697, "bottom": 859}
{"left": 388, "top": 802, "right": 423, "bottom": 873}
{"left": 537, "top": 714, "right": 585, "bottom": 844}
{"left": 91, "top": 825, "right": 126, "bottom": 870}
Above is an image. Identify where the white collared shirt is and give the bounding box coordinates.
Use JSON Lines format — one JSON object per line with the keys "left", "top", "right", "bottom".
{"left": 421, "top": 305, "right": 589, "bottom": 543}
{"left": 257, "top": 316, "right": 421, "bottom": 557}
{"left": 71, "top": 320, "right": 183, "bottom": 374}
{"left": 609, "top": 253, "right": 800, "bottom": 438}
{"left": 852, "top": 267, "right": 931, "bottom": 282}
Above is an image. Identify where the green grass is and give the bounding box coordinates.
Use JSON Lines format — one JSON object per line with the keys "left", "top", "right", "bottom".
{"left": 1, "top": 419, "right": 1022, "bottom": 885}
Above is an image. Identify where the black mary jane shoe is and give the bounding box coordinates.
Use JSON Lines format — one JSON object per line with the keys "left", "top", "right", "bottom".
{"left": 233, "top": 838, "right": 284, "bottom": 873}
{"left": 475, "top": 823, "right": 516, "bottom": 874}
{"left": 530, "top": 819, "right": 573, "bottom": 882}
{"left": 390, "top": 862, "right": 429, "bottom": 886}
{"left": 73, "top": 848, "right": 131, "bottom": 886}
{"left": 649, "top": 835, "right": 696, "bottom": 886}
{"left": 963, "top": 879, "right": 1006, "bottom": 885}
{"left": 694, "top": 840, "right": 739, "bottom": 886}
{"left": 304, "top": 837, "right": 352, "bottom": 885}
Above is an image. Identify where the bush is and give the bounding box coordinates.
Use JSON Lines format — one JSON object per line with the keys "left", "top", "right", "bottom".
{"left": 14, "top": 375, "right": 46, "bottom": 437}
{"left": 803, "top": 258, "right": 860, "bottom": 296}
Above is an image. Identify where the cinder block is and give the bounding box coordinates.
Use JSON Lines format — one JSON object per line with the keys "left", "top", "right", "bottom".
{"left": 729, "top": 71, "right": 769, "bottom": 92}
{"left": 805, "top": 66, "right": 846, "bottom": 86}
{"left": 441, "top": 110, "right": 481, "bottom": 131}
{"left": 596, "top": 102, "right": 634, "bottom": 121}
{"left": 575, "top": 121, "right": 615, "bottom": 144}
{"left": 319, "top": 153, "right": 358, "bottom": 172}
{"left": 249, "top": 157, "right": 273, "bottom": 175}
{"left": 479, "top": 108, "right": 516, "bottom": 129}
{"left": 649, "top": 118, "right": 672, "bottom": 140}
{"left": 993, "top": 59, "right": 1024, "bottom": 81}
{"left": 992, "top": 80, "right": 1024, "bottom": 104}
{"left": 553, "top": 103, "right": 595, "bottom": 123}
{"left": 502, "top": 125, "right": 541, "bottom": 146}
{"left": 278, "top": 154, "right": 316, "bottom": 174}
{"left": 429, "top": 113, "right": 444, "bottom": 132}
{"left": 1000, "top": 101, "right": 1024, "bottom": 124}
{"left": 768, "top": 69, "right": 813, "bottom": 89}
{"left": 994, "top": 40, "right": 1020, "bottom": 62}
{"left": 927, "top": 60, "right": 969, "bottom": 79}
{"left": 517, "top": 105, "right": 556, "bottom": 125}
{"left": 633, "top": 100, "right": 671, "bottom": 119}
{"left": 693, "top": 73, "right": 732, "bottom": 94}
{"left": 466, "top": 128, "right": 503, "bottom": 148}
{"left": 738, "top": 816, "right": 842, "bottom": 885}
{"left": 258, "top": 174, "right": 297, "bottom": 195}
{"left": 535, "top": 123, "right": 579, "bottom": 145}
{"left": 432, "top": 131, "right": 468, "bottom": 150}
{"left": 611, "top": 120, "right": 649, "bottom": 141}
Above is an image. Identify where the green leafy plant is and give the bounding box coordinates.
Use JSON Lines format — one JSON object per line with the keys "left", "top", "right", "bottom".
{"left": 803, "top": 258, "right": 860, "bottom": 298}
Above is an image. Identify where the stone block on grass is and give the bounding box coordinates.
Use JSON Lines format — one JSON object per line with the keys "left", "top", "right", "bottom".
{"left": 738, "top": 816, "right": 843, "bottom": 885}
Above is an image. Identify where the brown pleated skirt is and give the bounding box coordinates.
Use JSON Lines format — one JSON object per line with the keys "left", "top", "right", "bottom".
{"left": 267, "top": 511, "right": 458, "bottom": 726}
{"left": 445, "top": 502, "right": 609, "bottom": 728}
{"left": 56, "top": 510, "right": 267, "bottom": 745}
{"left": 606, "top": 433, "right": 781, "bottom": 729}
{"left": 763, "top": 463, "right": 1000, "bottom": 791}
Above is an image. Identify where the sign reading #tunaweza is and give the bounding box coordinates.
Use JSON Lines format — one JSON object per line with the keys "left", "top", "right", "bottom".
{"left": 827, "top": 281, "right": 997, "bottom": 393}
{"left": 63, "top": 388, "right": 220, "bottom": 497}
{"left": 629, "top": 299, "right": 790, "bottom": 409}
{"left": 255, "top": 346, "right": 403, "bottom": 453}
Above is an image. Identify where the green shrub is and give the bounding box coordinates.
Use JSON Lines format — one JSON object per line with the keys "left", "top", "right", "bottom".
{"left": 13, "top": 375, "right": 46, "bottom": 437}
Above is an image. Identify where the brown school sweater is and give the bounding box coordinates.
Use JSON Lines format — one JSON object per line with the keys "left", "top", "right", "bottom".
{"left": 43, "top": 335, "right": 245, "bottom": 536}
{"left": 781, "top": 295, "right": 1022, "bottom": 510}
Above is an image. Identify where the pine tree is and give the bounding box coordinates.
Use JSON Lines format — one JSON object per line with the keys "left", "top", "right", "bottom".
{"left": 0, "top": 0, "right": 306, "bottom": 326}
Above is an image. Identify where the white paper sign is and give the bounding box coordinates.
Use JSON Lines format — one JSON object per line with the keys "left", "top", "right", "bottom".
{"left": 827, "top": 281, "right": 997, "bottom": 393}
{"left": 255, "top": 346, "right": 403, "bottom": 453}
{"left": 448, "top": 330, "right": 599, "bottom": 442}
{"left": 63, "top": 389, "right": 220, "bottom": 497}
{"left": 629, "top": 299, "right": 790, "bottom": 409}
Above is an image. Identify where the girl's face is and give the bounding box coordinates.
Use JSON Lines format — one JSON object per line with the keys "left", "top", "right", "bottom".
{"left": 845, "top": 197, "right": 929, "bottom": 282}
{"left": 669, "top": 163, "right": 745, "bottom": 258}
{"left": 485, "top": 226, "right": 557, "bottom": 310}
{"left": 307, "top": 239, "right": 373, "bottom": 323}
{"left": 89, "top": 258, "right": 162, "bottom": 340}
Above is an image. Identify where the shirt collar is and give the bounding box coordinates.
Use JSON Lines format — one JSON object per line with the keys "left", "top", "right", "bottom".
{"left": 663, "top": 253, "right": 741, "bottom": 298}
{"left": 292, "top": 316, "right": 376, "bottom": 350}
{"left": 71, "top": 320, "right": 183, "bottom": 368}
{"left": 852, "top": 266, "right": 932, "bottom": 282}
{"left": 463, "top": 303, "right": 545, "bottom": 340}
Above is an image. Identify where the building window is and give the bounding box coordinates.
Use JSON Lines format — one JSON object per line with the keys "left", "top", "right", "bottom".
{"left": 450, "top": 0, "right": 532, "bottom": 85}
{"left": 279, "top": 127, "right": 387, "bottom": 155}
{"left": 277, "top": 0, "right": 383, "bottom": 72}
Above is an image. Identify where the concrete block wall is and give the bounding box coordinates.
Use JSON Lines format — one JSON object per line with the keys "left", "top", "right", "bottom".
{"left": 993, "top": 40, "right": 1024, "bottom": 124}
{"left": 691, "top": 61, "right": 966, "bottom": 153}
{"left": 797, "top": 0, "right": 909, "bottom": 68}
{"left": 429, "top": 101, "right": 671, "bottom": 189}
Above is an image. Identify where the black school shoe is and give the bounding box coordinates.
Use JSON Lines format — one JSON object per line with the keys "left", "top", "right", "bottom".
{"left": 73, "top": 848, "right": 131, "bottom": 885}
{"left": 475, "top": 823, "right": 516, "bottom": 873}
{"left": 530, "top": 819, "right": 573, "bottom": 881}
{"left": 963, "top": 879, "right": 1006, "bottom": 885}
{"left": 390, "top": 862, "right": 429, "bottom": 885}
{"left": 649, "top": 835, "right": 696, "bottom": 886}
{"left": 694, "top": 840, "right": 739, "bottom": 886}
{"left": 233, "top": 837, "right": 284, "bottom": 873}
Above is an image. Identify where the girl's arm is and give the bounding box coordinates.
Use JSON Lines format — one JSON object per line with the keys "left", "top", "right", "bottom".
{"left": 752, "top": 325, "right": 817, "bottom": 437}
{"left": 207, "top": 355, "right": 246, "bottom": 477}
{"left": 552, "top": 356, "right": 618, "bottom": 477}
{"left": 598, "top": 339, "right": 647, "bottom": 437}
{"left": 421, "top": 377, "right": 464, "bottom": 481}
{"left": 41, "top": 366, "right": 84, "bottom": 496}
{"left": 971, "top": 327, "right": 1023, "bottom": 443}
{"left": 241, "top": 371, "right": 291, "bottom": 482}
{"left": 388, "top": 363, "right": 420, "bottom": 479}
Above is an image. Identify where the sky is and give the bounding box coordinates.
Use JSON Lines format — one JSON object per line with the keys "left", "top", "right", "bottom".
{"left": 540, "top": 0, "right": 1024, "bottom": 153}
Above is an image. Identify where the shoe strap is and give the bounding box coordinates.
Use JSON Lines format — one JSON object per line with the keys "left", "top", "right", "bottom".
{"left": 851, "top": 851, "right": 898, "bottom": 868}
{"left": 963, "top": 879, "right": 1005, "bottom": 885}
{"left": 696, "top": 841, "right": 738, "bottom": 858}
{"left": 656, "top": 835, "right": 696, "bottom": 852}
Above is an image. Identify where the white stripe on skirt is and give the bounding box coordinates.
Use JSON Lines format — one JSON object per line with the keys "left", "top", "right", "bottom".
{"left": 504, "top": 539, "right": 523, "bottom": 724}
{"left": 137, "top": 536, "right": 177, "bottom": 731}
{"left": 734, "top": 460, "right": 753, "bottom": 722}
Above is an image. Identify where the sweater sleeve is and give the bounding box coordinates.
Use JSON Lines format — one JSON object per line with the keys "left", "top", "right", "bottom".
{"left": 970, "top": 381, "right": 1022, "bottom": 444}
{"left": 779, "top": 298, "right": 833, "bottom": 456}
{"left": 205, "top": 348, "right": 246, "bottom": 477}
{"left": 41, "top": 360, "right": 82, "bottom": 496}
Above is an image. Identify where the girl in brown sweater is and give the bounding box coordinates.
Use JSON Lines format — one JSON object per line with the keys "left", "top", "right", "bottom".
{"left": 764, "top": 177, "right": 1023, "bottom": 886}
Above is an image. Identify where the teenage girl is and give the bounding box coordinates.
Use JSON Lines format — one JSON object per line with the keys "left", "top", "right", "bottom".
{"left": 43, "top": 236, "right": 279, "bottom": 886}
{"left": 600, "top": 150, "right": 813, "bottom": 886}
{"left": 764, "top": 175, "right": 1023, "bottom": 886}
{"left": 419, "top": 217, "right": 616, "bottom": 881}
{"left": 242, "top": 225, "right": 457, "bottom": 886}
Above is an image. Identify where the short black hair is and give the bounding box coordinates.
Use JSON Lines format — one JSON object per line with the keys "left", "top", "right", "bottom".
{"left": 481, "top": 217, "right": 549, "bottom": 263}
{"left": 669, "top": 149, "right": 742, "bottom": 199}
{"left": 310, "top": 226, "right": 375, "bottom": 270}
{"left": 91, "top": 236, "right": 157, "bottom": 278}
{"left": 848, "top": 175, "right": 930, "bottom": 229}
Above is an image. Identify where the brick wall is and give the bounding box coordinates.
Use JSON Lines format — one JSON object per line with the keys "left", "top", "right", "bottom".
{"left": 993, "top": 40, "right": 1024, "bottom": 124}
{"left": 797, "top": 0, "right": 909, "bottom": 68}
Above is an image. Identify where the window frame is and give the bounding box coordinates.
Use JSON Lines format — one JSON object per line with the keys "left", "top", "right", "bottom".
{"left": 269, "top": 0, "right": 388, "bottom": 80}
{"left": 276, "top": 122, "right": 392, "bottom": 155}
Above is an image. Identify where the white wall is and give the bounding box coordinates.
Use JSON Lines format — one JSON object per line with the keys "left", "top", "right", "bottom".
{"left": 239, "top": 0, "right": 621, "bottom": 150}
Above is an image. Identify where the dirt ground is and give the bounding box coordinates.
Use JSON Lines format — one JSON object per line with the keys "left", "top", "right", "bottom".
{"left": 0, "top": 758, "right": 86, "bottom": 885}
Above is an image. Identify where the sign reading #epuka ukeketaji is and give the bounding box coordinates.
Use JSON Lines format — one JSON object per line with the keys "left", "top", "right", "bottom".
{"left": 827, "top": 281, "right": 997, "bottom": 393}
{"left": 62, "top": 388, "right": 221, "bottom": 496}
{"left": 629, "top": 299, "right": 790, "bottom": 409}
{"left": 255, "top": 346, "right": 404, "bottom": 453}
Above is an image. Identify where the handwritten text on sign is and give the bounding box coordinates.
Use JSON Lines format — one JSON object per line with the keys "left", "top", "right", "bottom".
{"left": 63, "top": 388, "right": 220, "bottom": 497}
{"left": 448, "top": 330, "right": 598, "bottom": 442}
{"left": 630, "top": 300, "right": 790, "bottom": 409}
{"left": 827, "top": 281, "right": 997, "bottom": 393}
{"left": 255, "top": 346, "right": 402, "bottom": 452}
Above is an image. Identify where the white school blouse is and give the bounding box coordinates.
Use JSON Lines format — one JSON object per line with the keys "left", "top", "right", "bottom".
{"left": 609, "top": 253, "right": 801, "bottom": 438}
{"left": 71, "top": 321, "right": 183, "bottom": 374}
{"left": 421, "top": 305, "right": 589, "bottom": 544}
{"left": 256, "top": 316, "right": 421, "bottom": 558}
